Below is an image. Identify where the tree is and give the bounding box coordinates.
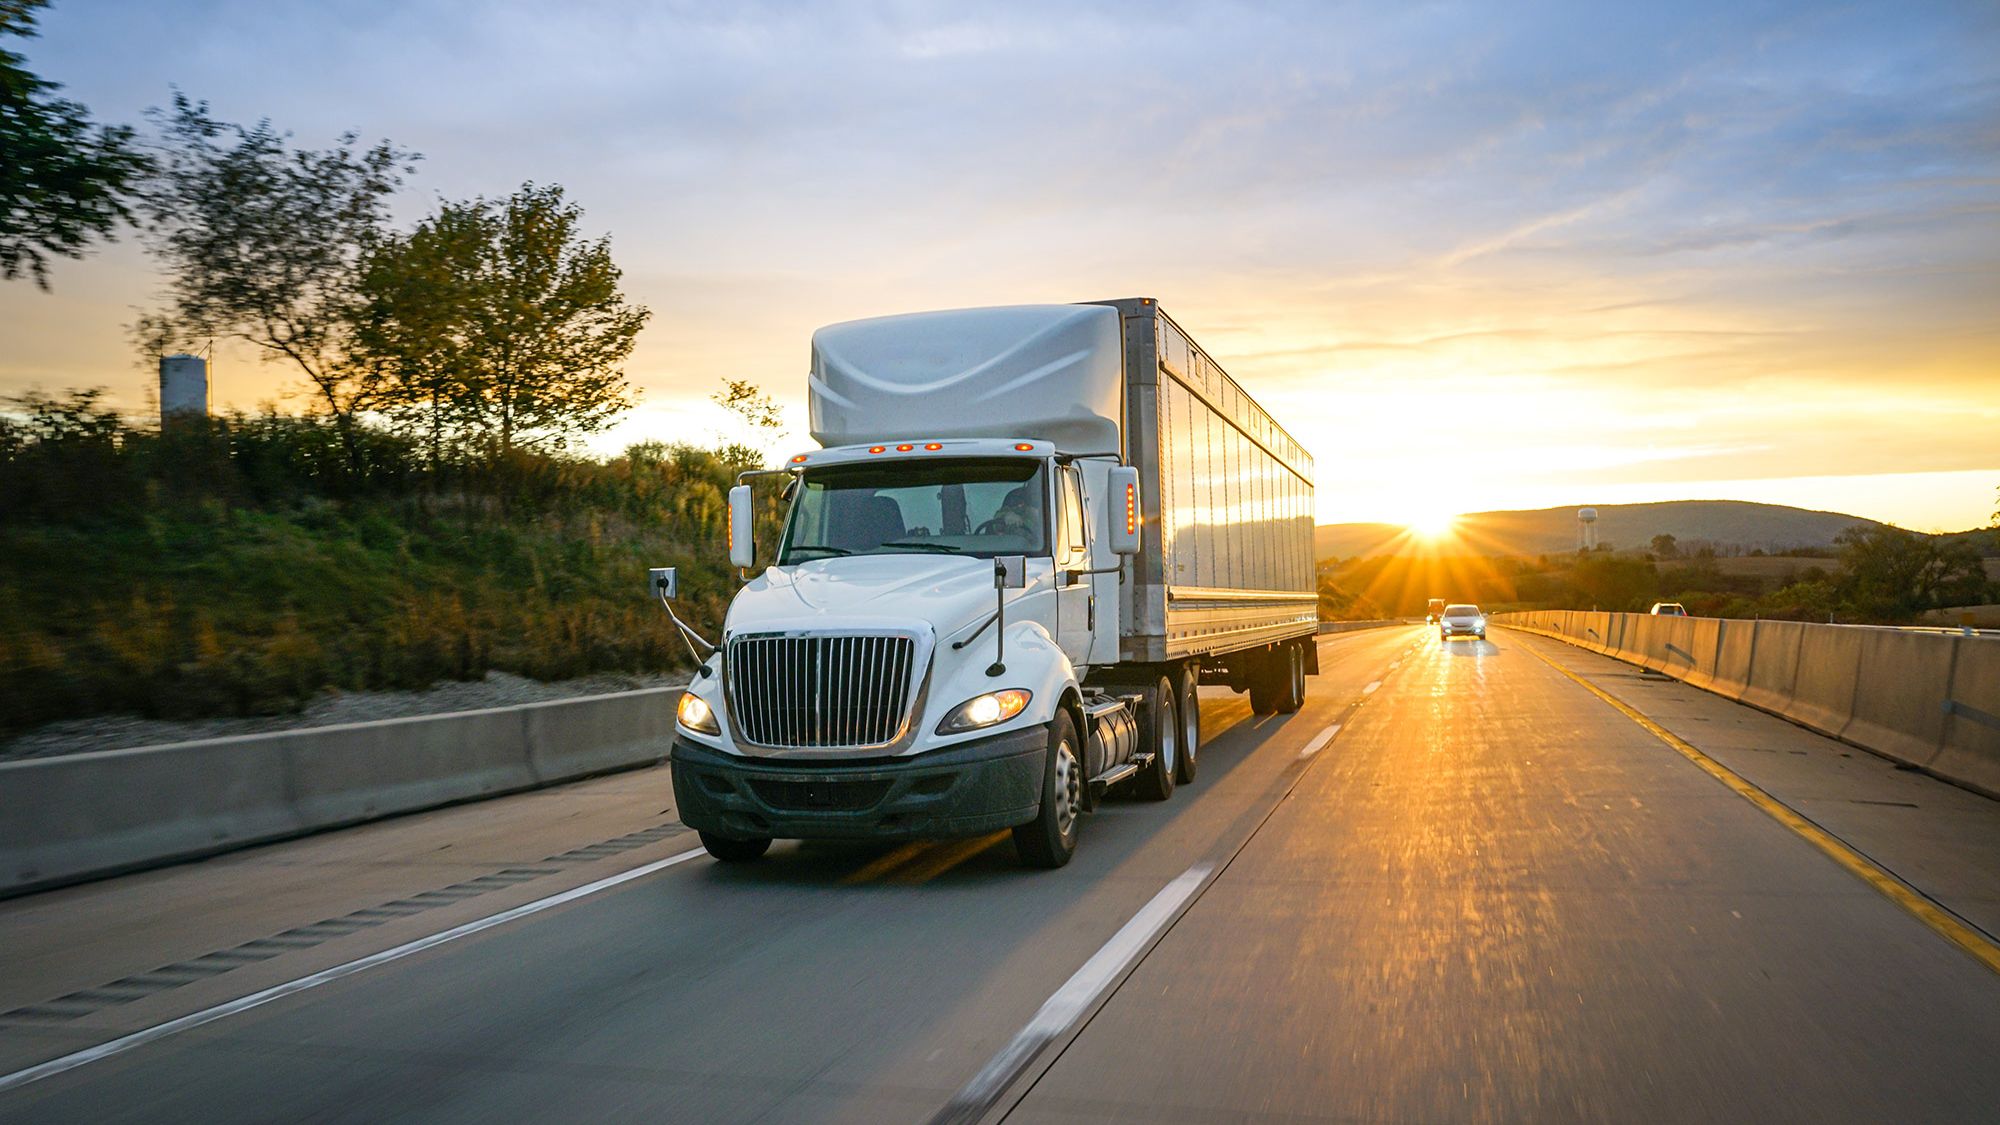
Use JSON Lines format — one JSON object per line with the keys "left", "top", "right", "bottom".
{"left": 711, "top": 377, "right": 785, "bottom": 463}
{"left": 1649, "top": 533, "right": 1679, "bottom": 559}
{"left": 1835, "top": 524, "right": 1990, "bottom": 622}
{"left": 0, "top": 0, "right": 151, "bottom": 288}
{"left": 137, "top": 93, "right": 415, "bottom": 476}
{"left": 1569, "top": 554, "right": 1657, "bottom": 611}
{"left": 356, "top": 183, "right": 648, "bottom": 457}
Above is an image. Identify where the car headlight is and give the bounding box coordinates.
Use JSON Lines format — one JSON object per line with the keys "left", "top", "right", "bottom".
{"left": 937, "top": 689, "right": 1031, "bottom": 734}
{"left": 677, "top": 691, "right": 720, "bottom": 735}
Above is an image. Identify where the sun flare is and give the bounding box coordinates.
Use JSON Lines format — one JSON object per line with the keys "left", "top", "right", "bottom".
{"left": 1405, "top": 508, "right": 1459, "bottom": 540}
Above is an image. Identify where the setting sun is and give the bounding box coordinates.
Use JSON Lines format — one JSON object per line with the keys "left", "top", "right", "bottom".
{"left": 1405, "top": 508, "right": 1460, "bottom": 540}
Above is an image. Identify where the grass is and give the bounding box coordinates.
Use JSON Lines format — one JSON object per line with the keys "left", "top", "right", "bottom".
{"left": 0, "top": 400, "right": 764, "bottom": 733}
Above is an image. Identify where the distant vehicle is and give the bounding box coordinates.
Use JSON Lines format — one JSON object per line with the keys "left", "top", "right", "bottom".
{"left": 1439, "top": 604, "right": 1486, "bottom": 641}
{"left": 1650, "top": 602, "right": 1689, "bottom": 616}
{"left": 1426, "top": 598, "right": 1447, "bottom": 624}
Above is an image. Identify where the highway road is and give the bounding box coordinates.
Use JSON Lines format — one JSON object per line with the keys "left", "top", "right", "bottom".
{"left": 3, "top": 625, "right": 1999, "bottom": 1123}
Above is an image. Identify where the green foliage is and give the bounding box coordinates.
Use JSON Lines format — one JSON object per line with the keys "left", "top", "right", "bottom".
{"left": 1833, "top": 523, "right": 1992, "bottom": 622}
{"left": 0, "top": 392, "right": 761, "bottom": 733}
{"left": 1314, "top": 576, "right": 1388, "bottom": 621}
{"left": 0, "top": 0, "right": 152, "bottom": 287}
{"left": 1568, "top": 554, "right": 1659, "bottom": 611}
{"left": 355, "top": 183, "right": 648, "bottom": 456}
{"left": 1649, "top": 533, "right": 1679, "bottom": 559}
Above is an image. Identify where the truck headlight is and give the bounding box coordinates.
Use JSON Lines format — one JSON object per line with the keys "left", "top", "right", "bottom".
{"left": 938, "top": 689, "right": 1031, "bottom": 734}
{"left": 677, "top": 692, "right": 720, "bottom": 735}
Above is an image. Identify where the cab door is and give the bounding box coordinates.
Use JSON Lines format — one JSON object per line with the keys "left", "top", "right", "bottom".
{"left": 1053, "top": 465, "right": 1094, "bottom": 669}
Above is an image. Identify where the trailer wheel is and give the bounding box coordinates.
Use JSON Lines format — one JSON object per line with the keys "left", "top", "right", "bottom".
{"left": 1132, "top": 675, "right": 1177, "bottom": 801}
{"left": 699, "top": 832, "right": 772, "bottom": 863}
{"left": 1249, "top": 650, "right": 1279, "bottom": 715}
{"left": 1014, "top": 711, "right": 1082, "bottom": 869}
{"left": 1174, "top": 663, "right": 1200, "bottom": 785}
{"left": 1276, "top": 643, "right": 1305, "bottom": 714}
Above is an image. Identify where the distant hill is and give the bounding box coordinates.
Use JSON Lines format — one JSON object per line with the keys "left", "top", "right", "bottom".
{"left": 1315, "top": 500, "right": 1886, "bottom": 560}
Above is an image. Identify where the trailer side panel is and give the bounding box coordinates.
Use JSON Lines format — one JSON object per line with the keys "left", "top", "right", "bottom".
{"left": 1096, "top": 299, "right": 1318, "bottom": 663}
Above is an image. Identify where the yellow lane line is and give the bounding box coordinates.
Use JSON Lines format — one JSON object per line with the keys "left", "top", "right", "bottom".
{"left": 1517, "top": 638, "right": 2000, "bottom": 977}
{"left": 893, "top": 832, "right": 1009, "bottom": 884}
{"left": 840, "top": 841, "right": 934, "bottom": 885}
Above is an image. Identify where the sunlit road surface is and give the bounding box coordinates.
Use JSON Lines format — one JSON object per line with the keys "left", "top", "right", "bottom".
{"left": 4, "top": 626, "right": 2000, "bottom": 1123}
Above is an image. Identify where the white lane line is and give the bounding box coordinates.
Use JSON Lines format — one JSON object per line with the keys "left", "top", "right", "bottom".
{"left": 1362, "top": 681, "right": 1381, "bottom": 695}
{"left": 0, "top": 846, "right": 708, "bottom": 1095}
{"left": 929, "top": 861, "right": 1214, "bottom": 1125}
{"left": 1299, "top": 724, "right": 1342, "bottom": 759}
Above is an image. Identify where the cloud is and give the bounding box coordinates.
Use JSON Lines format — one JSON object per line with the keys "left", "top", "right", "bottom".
{"left": 5, "top": 0, "right": 1997, "bottom": 529}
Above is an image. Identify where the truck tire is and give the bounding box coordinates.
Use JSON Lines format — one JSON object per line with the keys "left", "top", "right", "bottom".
{"left": 699, "top": 832, "right": 772, "bottom": 863}
{"left": 1132, "top": 675, "right": 1178, "bottom": 801}
{"left": 1276, "top": 643, "right": 1304, "bottom": 714}
{"left": 1174, "top": 662, "right": 1201, "bottom": 785}
{"left": 1014, "top": 711, "right": 1082, "bottom": 869}
{"left": 1249, "top": 649, "right": 1279, "bottom": 715}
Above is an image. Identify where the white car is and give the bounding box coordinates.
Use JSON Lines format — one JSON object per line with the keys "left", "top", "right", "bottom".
{"left": 1439, "top": 604, "right": 1486, "bottom": 641}
{"left": 1650, "top": 602, "right": 1688, "bottom": 616}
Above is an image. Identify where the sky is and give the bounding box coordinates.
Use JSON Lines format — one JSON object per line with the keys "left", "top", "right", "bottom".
{"left": 3, "top": 0, "right": 1996, "bottom": 531}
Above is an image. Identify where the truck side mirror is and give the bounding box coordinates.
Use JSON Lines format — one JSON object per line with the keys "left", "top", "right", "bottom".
{"left": 1107, "top": 465, "right": 1141, "bottom": 555}
{"left": 648, "top": 566, "right": 678, "bottom": 600}
{"left": 728, "top": 485, "right": 755, "bottom": 569}
{"left": 994, "top": 555, "right": 1028, "bottom": 589}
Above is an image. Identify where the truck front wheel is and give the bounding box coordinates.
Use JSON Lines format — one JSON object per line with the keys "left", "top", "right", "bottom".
{"left": 699, "top": 832, "right": 772, "bottom": 863}
{"left": 1014, "top": 711, "right": 1082, "bottom": 869}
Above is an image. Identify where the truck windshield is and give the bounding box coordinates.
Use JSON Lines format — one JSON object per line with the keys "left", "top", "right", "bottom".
{"left": 779, "top": 458, "right": 1049, "bottom": 563}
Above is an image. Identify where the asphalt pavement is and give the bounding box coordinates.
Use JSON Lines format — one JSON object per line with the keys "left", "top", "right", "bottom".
{"left": 3, "top": 625, "right": 1998, "bottom": 1124}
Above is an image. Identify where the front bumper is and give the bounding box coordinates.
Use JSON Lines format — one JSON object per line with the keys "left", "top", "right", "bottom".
{"left": 671, "top": 725, "right": 1047, "bottom": 841}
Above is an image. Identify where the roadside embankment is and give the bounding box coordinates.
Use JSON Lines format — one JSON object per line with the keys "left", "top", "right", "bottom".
{"left": 1495, "top": 611, "right": 1999, "bottom": 800}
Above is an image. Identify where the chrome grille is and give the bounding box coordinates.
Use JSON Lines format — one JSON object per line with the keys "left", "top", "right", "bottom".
{"left": 726, "top": 634, "right": 918, "bottom": 749}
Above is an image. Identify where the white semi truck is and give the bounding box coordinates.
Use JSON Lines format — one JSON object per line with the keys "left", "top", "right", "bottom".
{"left": 654, "top": 299, "right": 1318, "bottom": 867}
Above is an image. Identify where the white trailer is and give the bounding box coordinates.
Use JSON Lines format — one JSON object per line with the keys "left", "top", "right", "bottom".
{"left": 654, "top": 300, "right": 1317, "bottom": 867}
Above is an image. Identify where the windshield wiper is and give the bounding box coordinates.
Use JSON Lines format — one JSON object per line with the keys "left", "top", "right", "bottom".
{"left": 877, "top": 540, "right": 963, "bottom": 553}
{"left": 784, "top": 545, "right": 853, "bottom": 560}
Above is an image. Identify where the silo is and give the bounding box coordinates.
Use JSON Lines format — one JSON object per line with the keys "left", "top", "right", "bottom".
{"left": 159, "top": 354, "right": 209, "bottom": 420}
{"left": 1577, "top": 507, "right": 1599, "bottom": 551}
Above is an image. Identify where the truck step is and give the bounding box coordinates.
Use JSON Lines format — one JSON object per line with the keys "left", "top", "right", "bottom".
{"left": 1081, "top": 695, "right": 1137, "bottom": 721}
{"left": 1091, "top": 761, "right": 1141, "bottom": 790}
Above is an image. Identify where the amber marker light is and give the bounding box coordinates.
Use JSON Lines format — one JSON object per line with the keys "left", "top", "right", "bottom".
{"left": 1125, "top": 482, "right": 1139, "bottom": 534}
{"left": 895, "top": 443, "right": 914, "bottom": 451}
{"left": 1014, "top": 443, "right": 1034, "bottom": 451}
{"left": 923, "top": 442, "right": 943, "bottom": 451}
{"left": 789, "top": 454, "right": 808, "bottom": 463}
{"left": 867, "top": 446, "right": 886, "bottom": 454}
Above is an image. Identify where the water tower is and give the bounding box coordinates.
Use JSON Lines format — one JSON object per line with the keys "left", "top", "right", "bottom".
{"left": 1577, "top": 507, "right": 1599, "bottom": 551}
{"left": 159, "top": 354, "right": 210, "bottom": 421}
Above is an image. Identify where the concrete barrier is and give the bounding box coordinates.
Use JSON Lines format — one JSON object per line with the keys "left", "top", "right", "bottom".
{"left": 1739, "top": 621, "right": 1805, "bottom": 715}
{"left": 1844, "top": 631, "right": 1956, "bottom": 772}
{"left": 1317, "top": 619, "right": 1405, "bottom": 636}
{"left": 1495, "top": 610, "right": 2000, "bottom": 801}
{"left": 1936, "top": 639, "right": 2000, "bottom": 799}
{"left": 525, "top": 689, "right": 678, "bottom": 782}
{"left": 0, "top": 739, "right": 302, "bottom": 898}
{"left": 286, "top": 708, "right": 539, "bottom": 830}
{"left": 1706, "top": 619, "right": 1754, "bottom": 702}
{"left": 0, "top": 687, "right": 679, "bottom": 898}
{"left": 1680, "top": 617, "right": 1725, "bottom": 693}
{"left": 1782, "top": 624, "right": 1865, "bottom": 739}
